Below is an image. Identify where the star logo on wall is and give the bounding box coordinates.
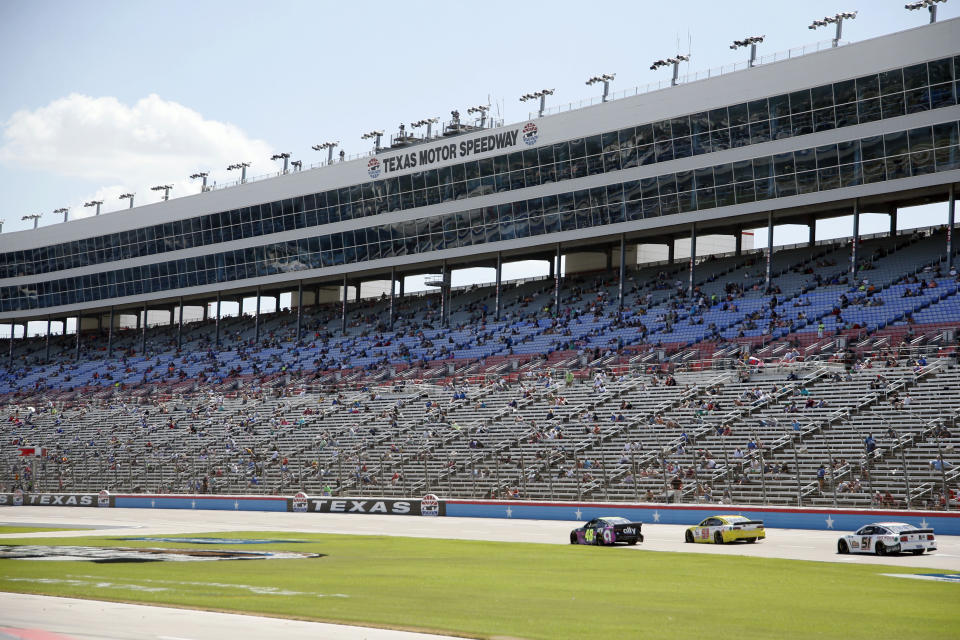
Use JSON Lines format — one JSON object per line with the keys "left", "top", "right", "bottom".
{"left": 575, "top": 508, "right": 582, "bottom": 520}
{"left": 653, "top": 511, "right": 661, "bottom": 523}
{"left": 505, "top": 506, "right": 513, "bottom": 518}
{"left": 825, "top": 515, "right": 835, "bottom": 529}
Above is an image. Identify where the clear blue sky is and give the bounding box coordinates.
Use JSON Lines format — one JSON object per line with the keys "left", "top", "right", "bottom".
{"left": 0, "top": 0, "right": 956, "bottom": 245}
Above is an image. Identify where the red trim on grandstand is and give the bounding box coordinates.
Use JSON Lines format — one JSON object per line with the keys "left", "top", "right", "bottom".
{"left": 446, "top": 499, "right": 960, "bottom": 518}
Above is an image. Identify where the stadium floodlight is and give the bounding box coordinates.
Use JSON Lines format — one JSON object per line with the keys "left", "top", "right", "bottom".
{"left": 151, "top": 184, "right": 173, "bottom": 201}
{"left": 905, "top": 0, "right": 947, "bottom": 23}
{"left": 53, "top": 207, "right": 69, "bottom": 223}
{"left": 189, "top": 172, "right": 209, "bottom": 192}
{"left": 730, "top": 35, "right": 765, "bottom": 67}
{"left": 83, "top": 200, "right": 103, "bottom": 216}
{"left": 361, "top": 130, "right": 384, "bottom": 153}
{"left": 270, "top": 152, "right": 291, "bottom": 174}
{"left": 466, "top": 105, "right": 490, "bottom": 128}
{"left": 0, "top": 219, "right": 4, "bottom": 233}
{"left": 411, "top": 117, "right": 439, "bottom": 138}
{"left": 650, "top": 54, "right": 690, "bottom": 86}
{"left": 585, "top": 73, "right": 616, "bottom": 102}
{"left": 519, "top": 89, "right": 555, "bottom": 118}
{"left": 291, "top": 160, "right": 302, "bottom": 171}
{"left": 118, "top": 192, "right": 135, "bottom": 208}
{"left": 808, "top": 11, "right": 857, "bottom": 47}
{"left": 227, "top": 162, "right": 251, "bottom": 183}
{"left": 22, "top": 213, "right": 42, "bottom": 229}
{"left": 311, "top": 141, "right": 339, "bottom": 164}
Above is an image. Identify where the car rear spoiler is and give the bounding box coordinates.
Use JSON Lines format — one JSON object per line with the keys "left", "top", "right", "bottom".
{"left": 911, "top": 528, "right": 934, "bottom": 534}
{"left": 614, "top": 522, "right": 643, "bottom": 529}
{"left": 739, "top": 520, "right": 764, "bottom": 525}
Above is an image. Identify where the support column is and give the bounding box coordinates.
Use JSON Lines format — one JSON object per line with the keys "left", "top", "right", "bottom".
{"left": 202, "top": 303, "right": 209, "bottom": 322}
{"left": 45, "top": 317, "right": 51, "bottom": 363}
{"left": 735, "top": 231, "right": 743, "bottom": 256}
{"left": 215, "top": 293, "right": 221, "bottom": 348}
{"left": 341, "top": 274, "right": 348, "bottom": 334}
{"left": 688, "top": 225, "right": 697, "bottom": 297}
{"left": 766, "top": 212, "right": 774, "bottom": 292}
{"left": 667, "top": 240, "right": 675, "bottom": 265}
{"left": 177, "top": 297, "right": 184, "bottom": 350}
{"left": 254, "top": 287, "right": 261, "bottom": 344}
{"left": 851, "top": 199, "right": 860, "bottom": 279}
{"left": 398, "top": 276, "right": 405, "bottom": 297}
{"left": 355, "top": 282, "right": 361, "bottom": 303}
{"left": 75, "top": 316, "right": 81, "bottom": 361}
{"left": 388, "top": 267, "right": 396, "bottom": 331}
{"left": 494, "top": 253, "right": 502, "bottom": 321}
{"left": 889, "top": 205, "right": 898, "bottom": 237}
{"left": 947, "top": 185, "right": 955, "bottom": 268}
{"left": 553, "top": 244, "right": 561, "bottom": 313}
{"left": 107, "top": 307, "right": 115, "bottom": 358}
{"left": 617, "top": 234, "right": 626, "bottom": 311}
{"left": 141, "top": 304, "right": 147, "bottom": 355}
{"left": 605, "top": 248, "right": 613, "bottom": 272}
{"left": 439, "top": 261, "right": 448, "bottom": 328}
{"left": 295, "top": 281, "right": 303, "bottom": 345}
{"left": 7, "top": 322, "right": 14, "bottom": 365}
{"left": 444, "top": 263, "right": 452, "bottom": 328}
{"left": 808, "top": 216, "right": 816, "bottom": 247}
{"left": 168, "top": 308, "right": 174, "bottom": 325}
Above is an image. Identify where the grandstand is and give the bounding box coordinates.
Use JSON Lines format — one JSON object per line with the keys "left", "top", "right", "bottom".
{"left": 1, "top": 18, "right": 959, "bottom": 511}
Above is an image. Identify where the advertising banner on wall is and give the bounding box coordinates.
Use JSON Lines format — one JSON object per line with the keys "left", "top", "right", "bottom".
{"left": 285, "top": 494, "right": 446, "bottom": 516}
{"left": 0, "top": 491, "right": 113, "bottom": 507}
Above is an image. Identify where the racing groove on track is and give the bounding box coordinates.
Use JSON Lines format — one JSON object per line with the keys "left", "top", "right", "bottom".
{"left": 2, "top": 506, "right": 960, "bottom": 570}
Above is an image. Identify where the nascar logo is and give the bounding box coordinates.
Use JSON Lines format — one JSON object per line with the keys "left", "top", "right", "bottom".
{"left": 421, "top": 493, "right": 440, "bottom": 517}
{"left": 367, "top": 157, "right": 381, "bottom": 178}
{"left": 522, "top": 122, "right": 539, "bottom": 146}
{"left": 292, "top": 491, "right": 309, "bottom": 513}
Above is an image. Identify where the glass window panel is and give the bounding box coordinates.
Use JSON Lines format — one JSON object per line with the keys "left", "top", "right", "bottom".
{"left": 818, "top": 167, "right": 841, "bottom": 191}
{"left": 884, "top": 130, "right": 909, "bottom": 156}
{"left": 791, "top": 111, "right": 813, "bottom": 136}
{"left": 862, "top": 159, "right": 886, "bottom": 183}
{"left": 585, "top": 134, "right": 602, "bottom": 156}
{"left": 880, "top": 68, "right": 904, "bottom": 95}
{"left": 881, "top": 93, "right": 905, "bottom": 118}
{"left": 840, "top": 163, "right": 862, "bottom": 187}
{"left": 690, "top": 112, "right": 710, "bottom": 136}
{"left": 672, "top": 136, "right": 692, "bottom": 159}
{"left": 752, "top": 156, "right": 773, "bottom": 179}
{"left": 675, "top": 170, "right": 693, "bottom": 193}
{"left": 811, "top": 84, "right": 834, "bottom": 109}
{"left": 795, "top": 148, "right": 816, "bottom": 173}
{"left": 640, "top": 177, "right": 659, "bottom": 199}
{"left": 858, "top": 98, "right": 882, "bottom": 123}
{"left": 729, "top": 124, "right": 750, "bottom": 148}
{"left": 905, "top": 87, "right": 930, "bottom": 114}
{"left": 464, "top": 160, "right": 480, "bottom": 180}
{"left": 624, "top": 180, "right": 643, "bottom": 202}
{"left": 769, "top": 94, "right": 790, "bottom": 118}
{"left": 860, "top": 135, "right": 884, "bottom": 160}
{"left": 856, "top": 75, "right": 880, "bottom": 100}
{"left": 733, "top": 159, "right": 753, "bottom": 183}
{"left": 478, "top": 158, "right": 494, "bottom": 179}
{"left": 635, "top": 123, "right": 654, "bottom": 145}
{"left": 696, "top": 187, "right": 716, "bottom": 210}
{"left": 601, "top": 131, "right": 619, "bottom": 153}
{"left": 713, "top": 163, "right": 733, "bottom": 185}
{"left": 586, "top": 155, "right": 603, "bottom": 175}
{"left": 655, "top": 140, "right": 674, "bottom": 162}
{"left": 637, "top": 144, "right": 656, "bottom": 166}
{"left": 728, "top": 103, "right": 748, "bottom": 127}
{"left": 908, "top": 126, "right": 933, "bottom": 152}
{"left": 552, "top": 141, "right": 569, "bottom": 162}
{"left": 796, "top": 170, "right": 817, "bottom": 194}
{"left": 659, "top": 194, "right": 678, "bottom": 216}
{"left": 691, "top": 133, "right": 711, "bottom": 155}
{"left": 671, "top": 115, "right": 691, "bottom": 137}
{"left": 734, "top": 181, "right": 755, "bottom": 204}
{"left": 747, "top": 98, "right": 769, "bottom": 123}
{"left": 812, "top": 107, "right": 835, "bottom": 132}
{"left": 523, "top": 148, "right": 538, "bottom": 169}
{"left": 773, "top": 152, "right": 795, "bottom": 176}
{"left": 933, "top": 121, "right": 959, "bottom": 148}
{"left": 492, "top": 153, "right": 509, "bottom": 174}
{"left": 711, "top": 128, "right": 730, "bottom": 151}
{"left": 714, "top": 185, "right": 735, "bottom": 207}
{"left": 835, "top": 101, "right": 858, "bottom": 128}
{"left": 569, "top": 138, "right": 586, "bottom": 159}
{"left": 652, "top": 120, "right": 672, "bottom": 142}
{"left": 935, "top": 145, "right": 960, "bottom": 171}
{"left": 775, "top": 174, "right": 797, "bottom": 198}
{"left": 927, "top": 58, "right": 954, "bottom": 85}
{"left": 694, "top": 166, "right": 715, "bottom": 191}
{"left": 930, "top": 83, "right": 956, "bottom": 108}
{"left": 816, "top": 143, "right": 839, "bottom": 168}
{"left": 617, "top": 127, "right": 637, "bottom": 150}
{"left": 903, "top": 63, "right": 928, "bottom": 90}
{"left": 657, "top": 174, "right": 677, "bottom": 196}
{"left": 911, "top": 150, "right": 936, "bottom": 175}
{"left": 885, "top": 154, "right": 910, "bottom": 180}
{"left": 708, "top": 107, "right": 729, "bottom": 130}
{"left": 837, "top": 139, "right": 860, "bottom": 165}
{"left": 750, "top": 120, "right": 770, "bottom": 144}
{"left": 789, "top": 89, "right": 811, "bottom": 114}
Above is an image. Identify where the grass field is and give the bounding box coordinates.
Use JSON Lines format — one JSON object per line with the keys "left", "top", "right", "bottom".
{"left": 0, "top": 526, "right": 75, "bottom": 534}
{"left": 0, "top": 531, "right": 956, "bottom": 639}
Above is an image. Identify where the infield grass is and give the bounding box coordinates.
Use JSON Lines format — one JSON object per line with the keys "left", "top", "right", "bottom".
{"left": 0, "top": 526, "right": 75, "bottom": 534}
{"left": 0, "top": 531, "right": 956, "bottom": 640}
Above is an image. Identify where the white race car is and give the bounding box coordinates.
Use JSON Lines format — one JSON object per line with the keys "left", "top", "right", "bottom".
{"left": 838, "top": 522, "right": 936, "bottom": 556}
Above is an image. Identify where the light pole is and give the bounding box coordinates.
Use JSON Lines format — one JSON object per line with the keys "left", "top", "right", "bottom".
{"left": 466, "top": 105, "right": 489, "bottom": 128}
{"left": 22, "top": 214, "right": 42, "bottom": 229}
{"left": 411, "top": 117, "right": 439, "bottom": 139}
{"left": 83, "top": 200, "right": 103, "bottom": 216}
{"left": 809, "top": 11, "right": 857, "bottom": 48}
{"left": 650, "top": 55, "right": 690, "bottom": 86}
{"left": 291, "top": 160, "right": 302, "bottom": 172}
{"left": 271, "top": 152, "right": 291, "bottom": 174}
{"left": 189, "top": 172, "right": 209, "bottom": 192}
{"left": 0, "top": 219, "right": 5, "bottom": 233}
{"left": 227, "top": 162, "right": 251, "bottom": 183}
{"left": 361, "top": 130, "right": 384, "bottom": 153}
{"left": 905, "top": 0, "right": 947, "bottom": 22}
{"left": 53, "top": 207, "right": 69, "bottom": 223}
{"left": 311, "top": 141, "right": 339, "bottom": 165}
{"left": 118, "top": 192, "right": 135, "bottom": 209}
{"left": 151, "top": 184, "right": 173, "bottom": 201}
{"left": 585, "top": 73, "right": 616, "bottom": 102}
{"left": 519, "top": 89, "right": 555, "bottom": 118}
{"left": 731, "top": 35, "right": 765, "bottom": 67}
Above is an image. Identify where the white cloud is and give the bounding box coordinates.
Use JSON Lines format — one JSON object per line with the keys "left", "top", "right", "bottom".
{"left": 0, "top": 93, "right": 274, "bottom": 216}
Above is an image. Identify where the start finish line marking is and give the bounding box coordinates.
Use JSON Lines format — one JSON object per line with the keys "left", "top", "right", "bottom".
{"left": 882, "top": 573, "right": 960, "bottom": 583}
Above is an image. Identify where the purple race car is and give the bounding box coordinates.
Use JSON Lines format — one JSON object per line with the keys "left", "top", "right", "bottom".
{"left": 570, "top": 516, "right": 643, "bottom": 546}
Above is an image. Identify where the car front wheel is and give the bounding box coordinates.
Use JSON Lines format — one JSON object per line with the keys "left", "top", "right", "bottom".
{"left": 685, "top": 530, "right": 694, "bottom": 543}
{"left": 570, "top": 533, "right": 578, "bottom": 544}
{"left": 838, "top": 539, "right": 848, "bottom": 554}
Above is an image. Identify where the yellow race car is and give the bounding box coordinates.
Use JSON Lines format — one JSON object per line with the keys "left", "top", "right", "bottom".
{"left": 684, "top": 515, "right": 765, "bottom": 544}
